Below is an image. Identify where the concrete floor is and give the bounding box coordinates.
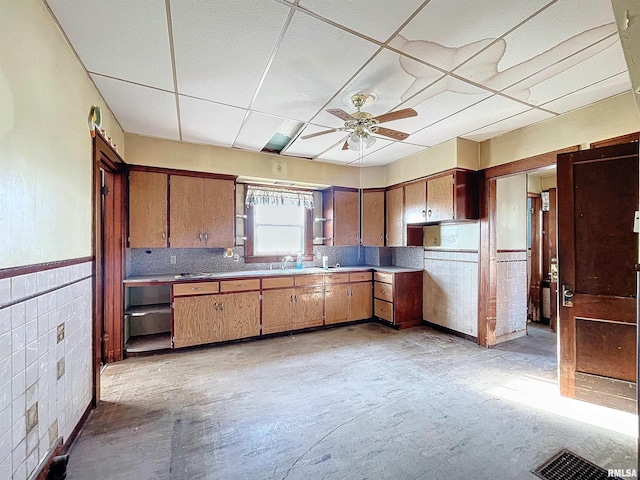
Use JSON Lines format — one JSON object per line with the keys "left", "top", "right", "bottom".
{"left": 68, "top": 323, "right": 637, "bottom": 479}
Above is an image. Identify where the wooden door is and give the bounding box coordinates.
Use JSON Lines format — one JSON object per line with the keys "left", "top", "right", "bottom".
{"left": 405, "top": 180, "right": 427, "bottom": 224}
{"left": 349, "top": 282, "right": 373, "bottom": 321}
{"left": 170, "top": 175, "right": 203, "bottom": 248}
{"left": 292, "top": 286, "right": 324, "bottom": 330}
{"left": 325, "top": 283, "right": 350, "bottom": 325}
{"left": 426, "top": 174, "right": 454, "bottom": 222}
{"left": 218, "top": 292, "right": 260, "bottom": 340}
{"left": 386, "top": 187, "right": 404, "bottom": 246}
{"left": 557, "top": 143, "right": 638, "bottom": 401}
{"left": 129, "top": 171, "right": 167, "bottom": 248}
{"left": 362, "top": 190, "right": 385, "bottom": 246}
{"left": 528, "top": 195, "right": 542, "bottom": 322}
{"left": 202, "top": 178, "right": 235, "bottom": 247}
{"left": 334, "top": 190, "right": 360, "bottom": 245}
{"left": 173, "top": 295, "right": 218, "bottom": 348}
{"left": 262, "top": 288, "right": 294, "bottom": 334}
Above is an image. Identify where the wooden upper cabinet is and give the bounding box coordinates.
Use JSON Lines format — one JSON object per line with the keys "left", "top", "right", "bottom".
{"left": 362, "top": 190, "right": 385, "bottom": 246}
{"left": 169, "top": 175, "right": 235, "bottom": 248}
{"left": 385, "top": 187, "right": 404, "bottom": 246}
{"left": 404, "top": 180, "right": 427, "bottom": 224}
{"left": 426, "top": 174, "right": 454, "bottom": 222}
{"left": 322, "top": 188, "right": 359, "bottom": 246}
{"left": 128, "top": 171, "right": 168, "bottom": 248}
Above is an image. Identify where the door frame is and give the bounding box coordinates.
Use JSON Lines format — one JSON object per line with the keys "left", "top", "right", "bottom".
{"left": 92, "top": 130, "right": 126, "bottom": 406}
{"left": 478, "top": 146, "right": 579, "bottom": 347}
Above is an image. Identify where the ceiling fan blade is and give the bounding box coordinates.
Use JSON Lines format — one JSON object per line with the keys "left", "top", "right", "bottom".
{"left": 327, "top": 109, "right": 354, "bottom": 121}
{"left": 373, "top": 108, "right": 418, "bottom": 124}
{"left": 375, "top": 127, "right": 409, "bottom": 141}
{"left": 342, "top": 140, "right": 349, "bottom": 150}
{"left": 301, "top": 128, "right": 341, "bottom": 139}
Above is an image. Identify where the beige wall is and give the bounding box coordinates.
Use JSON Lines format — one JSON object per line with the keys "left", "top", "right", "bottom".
{"left": 0, "top": 0, "right": 123, "bottom": 269}
{"left": 496, "top": 175, "right": 527, "bottom": 250}
{"left": 479, "top": 92, "right": 640, "bottom": 169}
{"left": 124, "top": 133, "right": 387, "bottom": 189}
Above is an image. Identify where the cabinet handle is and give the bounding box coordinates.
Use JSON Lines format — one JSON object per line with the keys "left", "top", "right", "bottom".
{"left": 198, "top": 233, "right": 203, "bottom": 241}
{"left": 427, "top": 209, "right": 432, "bottom": 217}
{"left": 214, "top": 302, "right": 218, "bottom": 310}
{"left": 237, "top": 283, "right": 245, "bottom": 287}
{"left": 422, "top": 210, "right": 426, "bottom": 217}
{"left": 192, "top": 287, "right": 202, "bottom": 291}
{"left": 220, "top": 302, "right": 224, "bottom": 310}
{"left": 162, "top": 231, "right": 166, "bottom": 240}
{"left": 205, "top": 233, "right": 208, "bottom": 242}
{"left": 291, "top": 295, "right": 294, "bottom": 303}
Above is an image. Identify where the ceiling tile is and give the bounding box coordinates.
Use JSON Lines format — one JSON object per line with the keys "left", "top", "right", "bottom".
{"left": 541, "top": 73, "right": 632, "bottom": 114}
{"left": 233, "top": 112, "right": 287, "bottom": 152}
{"left": 251, "top": 11, "right": 380, "bottom": 121}
{"left": 283, "top": 125, "right": 348, "bottom": 158}
{"left": 408, "top": 95, "right": 530, "bottom": 146}
{"left": 298, "top": 0, "right": 425, "bottom": 42}
{"left": 348, "top": 142, "right": 426, "bottom": 166}
{"left": 48, "top": 0, "right": 174, "bottom": 90}
{"left": 390, "top": 0, "right": 550, "bottom": 71}
{"left": 311, "top": 49, "right": 443, "bottom": 128}
{"left": 179, "top": 96, "right": 246, "bottom": 147}
{"left": 504, "top": 39, "right": 628, "bottom": 106}
{"left": 92, "top": 75, "right": 179, "bottom": 140}
{"left": 171, "top": 0, "right": 292, "bottom": 107}
{"left": 455, "top": 0, "right": 618, "bottom": 92}
{"left": 462, "top": 108, "right": 555, "bottom": 142}
{"left": 316, "top": 137, "right": 393, "bottom": 163}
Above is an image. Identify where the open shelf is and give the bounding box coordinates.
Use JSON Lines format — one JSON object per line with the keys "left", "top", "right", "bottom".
{"left": 125, "top": 303, "right": 171, "bottom": 316}
{"left": 125, "top": 332, "right": 172, "bottom": 356}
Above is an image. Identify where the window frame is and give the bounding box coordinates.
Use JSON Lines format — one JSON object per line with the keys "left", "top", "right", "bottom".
{"left": 244, "top": 191, "right": 314, "bottom": 264}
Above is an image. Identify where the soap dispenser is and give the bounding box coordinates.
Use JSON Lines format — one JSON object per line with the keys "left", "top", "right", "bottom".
{"left": 295, "top": 253, "right": 303, "bottom": 269}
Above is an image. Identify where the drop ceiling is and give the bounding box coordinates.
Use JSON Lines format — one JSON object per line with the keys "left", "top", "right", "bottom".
{"left": 46, "top": 0, "right": 631, "bottom": 167}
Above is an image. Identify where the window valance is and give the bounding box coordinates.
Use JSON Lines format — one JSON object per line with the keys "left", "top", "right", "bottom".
{"left": 245, "top": 185, "right": 315, "bottom": 210}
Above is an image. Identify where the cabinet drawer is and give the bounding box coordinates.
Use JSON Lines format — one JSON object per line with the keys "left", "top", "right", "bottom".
{"left": 219, "top": 279, "right": 260, "bottom": 292}
{"left": 374, "top": 281, "right": 393, "bottom": 302}
{"left": 262, "top": 277, "right": 294, "bottom": 289}
{"left": 374, "top": 271, "right": 393, "bottom": 284}
{"left": 374, "top": 299, "right": 394, "bottom": 322}
{"left": 295, "top": 274, "right": 324, "bottom": 286}
{"left": 173, "top": 282, "right": 219, "bottom": 296}
{"left": 324, "top": 273, "right": 349, "bottom": 284}
{"left": 349, "top": 271, "right": 372, "bottom": 282}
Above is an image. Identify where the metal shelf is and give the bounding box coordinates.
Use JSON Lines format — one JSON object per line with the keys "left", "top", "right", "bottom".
{"left": 125, "top": 303, "right": 171, "bottom": 316}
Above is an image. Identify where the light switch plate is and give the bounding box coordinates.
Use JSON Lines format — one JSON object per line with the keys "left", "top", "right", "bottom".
{"left": 634, "top": 211, "right": 639, "bottom": 233}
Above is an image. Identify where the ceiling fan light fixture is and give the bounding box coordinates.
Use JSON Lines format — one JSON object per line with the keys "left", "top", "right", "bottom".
{"left": 347, "top": 131, "right": 361, "bottom": 150}
{"left": 363, "top": 134, "right": 376, "bottom": 148}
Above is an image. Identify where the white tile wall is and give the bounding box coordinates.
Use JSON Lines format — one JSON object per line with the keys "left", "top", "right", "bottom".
{"left": 496, "top": 251, "right": 528, "bottom": 339}
{"left": 0, "top": 262, "right": 92, "bottom": 479}
{"left": 423, "top": 249, "right": 479, "bottom": 338}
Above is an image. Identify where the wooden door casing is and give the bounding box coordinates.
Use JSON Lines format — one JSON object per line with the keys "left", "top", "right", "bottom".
{"left": 557, "top": 143, "right": 638, "bottom": 398}
{"left": 128, "top": 171, "right": 167, "bottom": 248}
{"left": 170, "top": 175, "right": 203, "bottom": 248}
{"left": 362, "top": 190, "right": 385, "bottom": 246}
{"left": 202, "top": 178, "right": 235, "bottom": 247}
{"left": 426, "top": 174, "right": 454, "bottom": 222}
{"left": 386, "top": 187, "right": 404, "bottom": 246}
{"left": 349, "top": 282, "right": 373, "bottom": 321}
{"left": 404, "top": 181, "right": 427, "bottom": 224}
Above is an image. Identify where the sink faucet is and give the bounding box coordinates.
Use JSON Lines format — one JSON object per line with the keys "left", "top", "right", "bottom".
{"left": 281, "top": 255, "right": 294, "bottom": 269}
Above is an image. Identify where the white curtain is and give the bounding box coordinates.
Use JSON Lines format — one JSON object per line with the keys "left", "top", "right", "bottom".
{"left": 245, "top": 185, "right": 315, "bottom": 210}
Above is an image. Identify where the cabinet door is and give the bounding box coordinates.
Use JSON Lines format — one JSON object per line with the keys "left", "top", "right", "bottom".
{"left": 170, "top": 176, "right": 204, "bottom": 248}
{"left": 262, "top": 288, "right": 294, "bottom": 334}
{"left": 386, "top": 187, "right": 404, "bottom": 246}
{"left": 349, "top": 282, "right": 372, "bottom": 321}
{"left": 334, "top": 190, "right": 360, "bottom": 245}
{"left": 129, "top": 171, "right": 167, "bottom": 248}
{"left": 292, "top": 286, "right": 324, "bottom": 330}
{"left": 426, "top": 174, "right": 454, "bottom": 222}
{"left": 325, "top": 283, "right": 350, "bottom": 325}
{"left": 173, "top": 295, "right": 218, "bottom": 348}
{"left": 362, "top": 190, "right": 384, "bottom": 246}
{"left": 202, "top": 178, "right": 235, "bottom": 247}
{"left": 404, "top": 180, "right": 427, "bottom": 224}
{"left": 218, "top": 292, "right": 260, "bottom": 341}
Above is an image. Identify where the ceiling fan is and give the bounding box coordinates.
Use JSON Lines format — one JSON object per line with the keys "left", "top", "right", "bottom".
{"left": 301, "top": 93, "right": 417, "bottom": 151}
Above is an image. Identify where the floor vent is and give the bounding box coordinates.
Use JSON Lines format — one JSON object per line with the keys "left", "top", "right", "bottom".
{"left": 533, "top": 449, "right": 621, "bottom": 480}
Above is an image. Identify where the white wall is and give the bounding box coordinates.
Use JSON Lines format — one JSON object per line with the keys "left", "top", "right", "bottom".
{"left": 496, "top": 175, "right": 527, "bottom": 251}
{"left": 0, "top": 1, "right": 123, "bottom": 478}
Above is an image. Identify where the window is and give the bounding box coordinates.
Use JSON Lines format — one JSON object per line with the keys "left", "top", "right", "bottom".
{"left": 244, "top": 185, "right": 314, "bottom": 262}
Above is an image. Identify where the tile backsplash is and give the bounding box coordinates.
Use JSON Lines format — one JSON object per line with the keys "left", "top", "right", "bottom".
{"left": 0, "top": 262, "right": 92, "bottom": 479}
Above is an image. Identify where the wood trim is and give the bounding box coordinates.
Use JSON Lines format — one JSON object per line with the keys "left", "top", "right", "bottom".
{"left": 127, "top": 164, "right": 237, "bottom": 181}
{"left": 481, "top": 146, "right": 579, "bottom": 180}
{"left": 496, "top": 249, "right": 528, "bottom": 253}
{"left": 590, "top": 132, "right": 639, "bottom": 149}
{"left": 0, "top": 256, "right": 92, "bottom": 280}
{"left": 0, "top": 275, "right": 91, "bottom": 310}
{"left": 386, "top": 167, "right": 476, "bottom": 191}
{"left": 422, "top": 320, "right": 478, "bottom": 343}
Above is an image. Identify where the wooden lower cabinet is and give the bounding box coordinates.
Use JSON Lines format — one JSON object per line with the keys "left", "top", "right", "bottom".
{"left": 325, "top": 281, "right": 372, "bottom": 325}
{"left": 292, "top": 286, "right": 324, "bottom": 330}
{"left": 172, "top": 291, "right": 259, "bottom": 348}
{"left": 262, "top": 287, "right": 324, "bottom": 334}
{"left": 350, "top": 281, "right": 373, "bottom": 320}
{"left": 373, "top": 270, "right": 422, "bottom": 328}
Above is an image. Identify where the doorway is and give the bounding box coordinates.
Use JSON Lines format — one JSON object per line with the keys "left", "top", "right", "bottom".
{"left": 92, "top": 131, "right": 125, "bottom": 405}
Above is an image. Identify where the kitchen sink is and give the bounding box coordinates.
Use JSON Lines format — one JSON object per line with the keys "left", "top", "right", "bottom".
{"left": 174, "top": 272, "right": 217, "bottom": 279}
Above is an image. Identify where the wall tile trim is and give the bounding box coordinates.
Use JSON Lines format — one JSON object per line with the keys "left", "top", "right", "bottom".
{"left": 0, "top": 257, "right": 93, "bottom": 281}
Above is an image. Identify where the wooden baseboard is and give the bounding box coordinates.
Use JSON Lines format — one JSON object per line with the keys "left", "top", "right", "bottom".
{"left": 495, "top": 329, "right": 527, "bottom": 344}
{"left": 422, "top": 320, "right": 478, "bottom": 343}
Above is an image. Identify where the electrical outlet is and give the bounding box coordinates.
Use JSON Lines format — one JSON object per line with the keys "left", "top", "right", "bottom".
{"left": 316, "top": 251, "right": 321, "bottom": 259}
{"left": 170, "top": 255, "right": 177, "bottom": 264}
{"left": 233, "top": 254, "right": 240, "bottom": 262}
